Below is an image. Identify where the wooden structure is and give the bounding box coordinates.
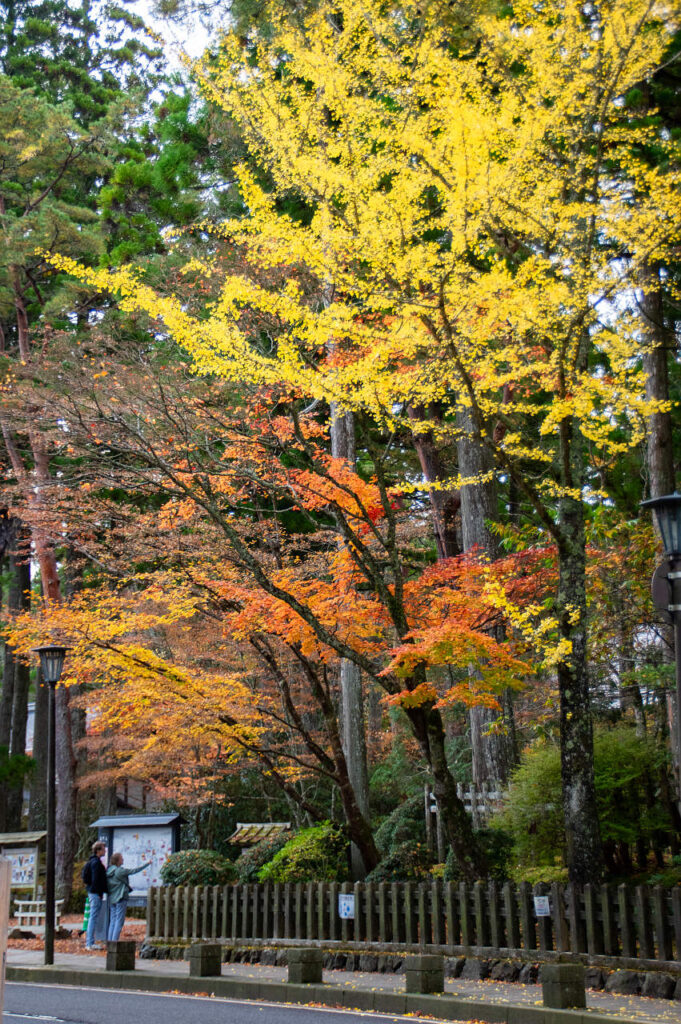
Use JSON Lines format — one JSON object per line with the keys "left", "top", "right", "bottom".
{"left": 0, "top": 831, "right": 46, "bottom": 899}
{"left": 227, "top": 823, "right": 291, "bottom": 855}
{"left": 147, "top": 878, "right": 681, "bottom": 970}
{"left": 14, "top": 898, "right": 64, "bottom": 933}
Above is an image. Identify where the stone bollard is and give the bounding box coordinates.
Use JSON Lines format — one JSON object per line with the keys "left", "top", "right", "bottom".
{"left": 541, "top": 963, "right": 587, "bottom": 1009}
{"left": 404, "top": 954, "right": 445, "bottom": 994}
{"left": 188, "top": 942, "right": 222, "bottom": 977}
{"left": 287, "top": 947, "right": 324, "bottom": 984}
{"left": 106, "top": 940, "right": 136, "bottom": 971}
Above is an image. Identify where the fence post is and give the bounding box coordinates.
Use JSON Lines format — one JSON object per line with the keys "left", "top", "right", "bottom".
{"left": 519, "top": 881, "right": 536, "bottom": 950}
{"left": 551, "top": 883, "right": 569, "bottom": 952}
{"left": 155, "top": 886, "right": 164, "bottom": 941}
{"left": 488, "top": 880, "right": 503, "bottom": 950}
{"left": 146, "top": 886, "right": 155, "bottom": 938}
{"left": 183, "top": 886, "right": 192, "bottom": 942}
{"left": 173, "top": 886, "right": 181, "bottom": 940}
{"left": 365, "top": 882, "right": 376, "bottom": 944}
{"left": 444, "top": 880, "right": 459, "bottom": 948}
{"left": 459, "top": 882, "right": 473, "bottom": 947}
{"left": 584, "top": 883, "right": 603, "bottom": 955}
{"left": 353, "top": 881, "right": 363, "bottom": 943}
{"left": 317, "top": 883, "right": 327, "bottom": 940}
{"left": 262, "top": 882, "right": 271, "bottom": 940}
{"left": 534, "top": 883, "right": 552, "bottom": 951}
{"left": 328, "top": 882, "right": 339, "bottom": 942}
{"left": 672, "top": 888, "right": 681, "bottom": 961}
{"left": 294, "top": 883, "right": 303, "bottom": 939}
{"left": 417, "top": 883, "right": 430, "bottom": 948}
{"left": 272, "top": 882, "right": 282, "bottom": 940}
{"left": 618, "top": 884, "right": 635, "bottom": 958}
{"left": 474, "top": 880, "right": 489, "bottom": 948}
{"left": 221, "top": 885, "right": 230, "bottom": 940}
{"left": 600, "top": 884, "right": 618, "bottom": 956}
{"left": 404, "top": 882, "right": 416, "bottom": 945}
{"left": 391, "top": 882, "right": 403, "bottom": 944}
{"left": 431, "top": 878, "right": 444, "bottom": 947}
{"left": 192, "top": 884, "right": 201, "bottom": 940}
{"left": 652, "top": 886, "right": 672, "bottom": 962}
{"left": 565, "top": 884, "right": 585, "bottom": 954}
{"left": 378, "top": 882, "right": 388, "bottom": 943}
{"left": 503, "top": 881, "right": 520, "bottom": 950}
{"left": 284, "top": 882, "right": 292, "bottom": 939}
{"left": 340, "top": 881, "right": 351, "bottom": 944}
{"left": 635, "top": 885, "right": 654, "bottom": 960}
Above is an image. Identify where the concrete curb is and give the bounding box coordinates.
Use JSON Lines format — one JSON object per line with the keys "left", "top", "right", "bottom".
{"left": 6, "top": 965, "right": 647, "bottom": 1024}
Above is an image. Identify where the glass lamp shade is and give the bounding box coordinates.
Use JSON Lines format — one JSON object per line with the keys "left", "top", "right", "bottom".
{"left": 641, "top": 493, "right": 681, "bottom": 558}
{"left": 32, "top": 644, "right": 69, "bottom": 685}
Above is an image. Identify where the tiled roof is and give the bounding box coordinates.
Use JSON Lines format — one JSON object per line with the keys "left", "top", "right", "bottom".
{"left": 227, "top": 822, "right": 291, "bottom": 846}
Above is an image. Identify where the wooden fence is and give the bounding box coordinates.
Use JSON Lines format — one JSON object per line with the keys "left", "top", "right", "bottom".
{"left": 146, "top": 879, "right": 681, "bottom": 966}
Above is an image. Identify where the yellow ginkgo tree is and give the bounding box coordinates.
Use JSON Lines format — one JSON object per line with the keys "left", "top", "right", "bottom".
{"left": 51, "top": 0, "right": 680, "bottom": 881}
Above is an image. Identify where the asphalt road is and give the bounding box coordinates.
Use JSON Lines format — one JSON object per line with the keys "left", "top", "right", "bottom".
{"left": 3, "top": 983, "right": 428, "bottom": 1024}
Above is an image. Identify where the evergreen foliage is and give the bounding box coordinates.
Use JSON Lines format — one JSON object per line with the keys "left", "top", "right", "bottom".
{"left": 160, "top": 848, "right": 237, "bottom": 886}
{"left": 257, "top": 823, "right": 349, "bottom": 883}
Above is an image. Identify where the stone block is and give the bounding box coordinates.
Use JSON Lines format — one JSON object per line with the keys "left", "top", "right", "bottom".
{"left": 541, "top": 963, "right": 586, "bottom": 1009}
{"left": 106, "top": 940, "right": 136, "bottom": 972}
{"left": 460, "top": 957, "right": 491, "bottom": 980}
{"left": 490, "top": 959, "right": 521, "bottom": 982}
{"left": 404, "top": 954, "right": 445, "bottom": 994}
{"left": 287, "top": 947, "right": 324, "bottom": 984}
{"left": 641, "top": 972, "right": 676, "bottom": 1000}
{"left": 585, "top": 967, "right": 606, "bottom": 990}
{"left": 604, "top": 970, "right": 643, "bottom": 995}
{"left": 188, "top": 942, "right": 222, "bottom": 977}
{"left": 519, "top": 963, "right": 539, "bottom": 984}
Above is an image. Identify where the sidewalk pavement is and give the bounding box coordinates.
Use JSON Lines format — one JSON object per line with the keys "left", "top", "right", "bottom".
{"left": 6, "top": 948, "right": 681, "bottom": 1024}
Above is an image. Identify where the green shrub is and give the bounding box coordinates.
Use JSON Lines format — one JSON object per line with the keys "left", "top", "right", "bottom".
{"left": 234, "top": 832, "right": 292, "bottom": 883}
{"left": 258, "top": 822, "right": 349, "bottom": 883}
{"left": 494, "top": 725, "right": 675, "bottom": 880}
{"left": 374, "top": 794, "right": 426, "bottom": 855}
{"left": 160, "top": 849, "right": 237, "bottom": 886}
{"left": 444, "top": 826, "right": 513, "bottom": 883}
{"left": 366, "top": 840, "right": 434, "bottom": 882}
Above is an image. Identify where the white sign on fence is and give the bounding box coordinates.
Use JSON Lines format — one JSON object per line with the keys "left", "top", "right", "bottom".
{"left": 338, "top": 893, "right": 355, "bottom": 919}
{"left": 533, "top": 895, "right": 550, "bottom": 917}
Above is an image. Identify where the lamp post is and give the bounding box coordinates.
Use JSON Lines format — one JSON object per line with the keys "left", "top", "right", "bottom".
{"left": 642, "top": 493, "right": 681, "bottom": 797}
{"left": 32, "top": 644, "right": 68, "bottom": 966}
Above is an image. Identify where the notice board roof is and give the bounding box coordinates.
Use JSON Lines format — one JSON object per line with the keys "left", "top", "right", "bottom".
{"left": 0, "top": 831, "right": 46, "bottom": 845}
{"left": 90, "top": 814, "right": 181, "bottom": 829}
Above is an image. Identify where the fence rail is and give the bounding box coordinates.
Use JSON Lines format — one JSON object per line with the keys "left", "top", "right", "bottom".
{"left": 146, "top": 880, "right": 681, "bottom": 967}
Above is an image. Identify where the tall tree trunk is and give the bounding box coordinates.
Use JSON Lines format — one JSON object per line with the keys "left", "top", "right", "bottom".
{"left": 457, "top": 413, "right": 516, "bottom": 788}
{"left": 641, "top": 263, "right": 677, "bottom": 781}
{"left": 6, "top": 540, "right": 31, "bottom": 828}
{"left": 408, "top": 405, "right": 461, "bottom": 559}
{"left": 330, "top": 406, "right": 370, "bottom": 878}
{"left": 557, "top": 491, "right": 603, "bottom": 884}
{"left": 405, "top": 700, "right": 486, "bottom": 879}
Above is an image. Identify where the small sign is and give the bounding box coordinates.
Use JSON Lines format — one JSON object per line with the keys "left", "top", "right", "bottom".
{"left": 533, "top": 895, "right": 550, "bottom": 917}
{"left": 338, "top": 893, "right": 355, "bottom": 919}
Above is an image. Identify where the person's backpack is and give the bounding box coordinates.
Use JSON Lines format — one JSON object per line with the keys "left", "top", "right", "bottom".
{"left": 81, "top": 859, "right": 93, "bottom": 887}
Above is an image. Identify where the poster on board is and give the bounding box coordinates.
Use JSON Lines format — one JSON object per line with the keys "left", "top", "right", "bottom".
{"left": 5, "top": 848, "right": 37, "bottom": 888}
{"left": 110, "top": 826, "right": 173, "bottom": 894}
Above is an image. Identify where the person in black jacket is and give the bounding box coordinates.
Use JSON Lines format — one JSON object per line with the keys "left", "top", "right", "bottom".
{"left": 83, "top": 841, "right": 108, "bottom": 949}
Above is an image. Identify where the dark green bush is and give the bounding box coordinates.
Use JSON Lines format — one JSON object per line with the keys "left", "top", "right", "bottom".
{"left": 366, "top": 840, "right": 434, "bottom": 882}
{"left": 258, "top": 822, "right": 349, "bottom": 883}
{"left": 160, "top": 849, "right": 237, "bottom": 886}
{"left": 234, "top": 832, "right": 292, "bottom": 883}
{"left": 494, "top": 725, "right": 675, "bottom": 879}
{"left": 374, "top": 794, "right": 427, "bottom": 855}
{"left": 444, "top": 827, "right": 512, "bottom": 883}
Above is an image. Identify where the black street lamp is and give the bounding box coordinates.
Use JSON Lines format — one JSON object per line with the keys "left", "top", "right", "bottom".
{"left": 32, "top": 644, "right": 69, "bottom": 966}
{"left": 642, "top": 493, "right": 681, "bottom": 795}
